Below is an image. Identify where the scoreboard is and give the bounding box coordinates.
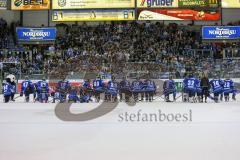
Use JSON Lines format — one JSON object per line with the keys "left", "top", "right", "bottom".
{"left": 52, "top": 10, "right": 135, "bottom": 21}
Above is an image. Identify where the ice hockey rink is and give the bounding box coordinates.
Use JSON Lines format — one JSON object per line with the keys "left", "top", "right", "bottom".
{"left": 0, "top": 94, "right": 240, "bottom": 160}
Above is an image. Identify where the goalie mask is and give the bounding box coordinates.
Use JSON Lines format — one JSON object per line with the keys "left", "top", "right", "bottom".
{"left": 6, "top": 74, "right": 16, "bottom": 83}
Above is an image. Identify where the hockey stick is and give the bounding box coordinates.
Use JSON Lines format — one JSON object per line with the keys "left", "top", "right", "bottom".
{"left": 14, "top": 95, "right": 21, "bottom": 100}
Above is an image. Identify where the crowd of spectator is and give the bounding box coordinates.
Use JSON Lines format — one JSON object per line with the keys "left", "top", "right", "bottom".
{"left": 0, "top": 18, "right": 9, "bottom": 49}
{"left": 1, "top": 20, "right": 240, "bottom": 79}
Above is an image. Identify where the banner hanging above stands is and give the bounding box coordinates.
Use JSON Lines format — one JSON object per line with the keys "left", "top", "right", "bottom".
{"left": 11, "top": 0, "right": 50, "bottom": 10}
{"left": 202, "top": 26, "right": 240, "bottom": 40}
{"left": 137, "top": 9, "right": 220, "bottom": 21}
{"left": 16, "top": 28, "right": 57, "bottom": 44}
{"left": 137, "top": 0, "right": 219, "bottom": 8}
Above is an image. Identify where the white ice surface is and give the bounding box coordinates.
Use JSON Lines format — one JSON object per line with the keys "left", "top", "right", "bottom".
{"left": 0, "top": 94, "right": 240, "bottom": 160}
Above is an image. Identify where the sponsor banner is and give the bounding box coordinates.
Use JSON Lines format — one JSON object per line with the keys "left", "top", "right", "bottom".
{"left": 52, "top": 0, "right": 135, "bottom": 9}
{"left": 138, "top": 9, "right": 220, "bottom": 20}
{"left": 137, "top": 0, "right": 178, "bottom": 8}
{"left": 11, "top": 0, "right": 50, "bottom": 10}
{"left": 52, "top": 10, "right": 135, "bottom": 21}
{"left": 137, "top": 0, "right": 219, "bottom": 8}
{"left": 16, "top": 28, "right": 57, "bottom": 41}
{"left": 202, "top": 26, "right": 240, "bottom": 40}
{"left": 178, "top": 0, "right": 219, "bottom": 7}
{"left": 0, "top": 0, "right": 7, "bottom": 9}
{"left": 222, "top": 0, "right": 240, "bottom": 8}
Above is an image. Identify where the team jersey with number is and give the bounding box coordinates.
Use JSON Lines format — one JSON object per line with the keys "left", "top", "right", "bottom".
{"left": 37, "top": 80, "right": 49, "bottom": 93}
{"left": 144, "top": 80, "right": 156, "bottom": 91}
{"left": 107, "top": 81, "right": 118, "bottom": 91}
{"left": 57, "top": 80, "right": 70, "bottom": 91}
{"left": 210, "top": 79, "right": 223, "bottom": 93}
{"left": 223, "top": 79, "right": 234, "bottom": 90}
{"left": 3, "top": 82, "right": 13, "bottom": 96}
{"left": 21, "top": 80, "right": 33, "bottom": 93}
{"left": 132, "top": 80, "right": 143, "bottom": 91}
{"left": 183, "top": 78, "right": 198, "bottom": 90}
{"left": 119, "top": 80, "right": 131, "bottom": 90}
{"left": 93, "top": 79, "right": 104, "bottom": 89}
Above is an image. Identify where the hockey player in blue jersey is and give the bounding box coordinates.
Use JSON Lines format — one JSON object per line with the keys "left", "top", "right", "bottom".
{"left": 36, "top": 78, "right": 49, "bottom": 103}
{"left": 183, "top": 74, "right": 198, "bottom": 103}
{"left": 81, "top": 79, "right": 93, "bottom": 100}
{"left": 119, "top": 76, "right": 131, "bottom": 102}
{"left": 105, "top": 76, "right": 118, "bottom": 102}
{"left": 196, "top": 76, "right": 202, "bottom": 103}
{"left": 82, "top": 79, "right": 92, "bottom": 90}
{"left": 68, "top": 86, "right": 80, "bottom": 103}
{"left": 93, "top": 76, "right": 105, "bottom": 102}
{"left": 223, "top": 76, "right": 236, "bottom": 101}
{"left": 131, "top": 77, "right": 144, "bottom": 102}
{"left": 52, "top": 89, "right": 64, "bottom": 103}
{"left": 57, "top": 77, "right": 71, "bottom": 102}
{"left": 20, "top": 76, "right": 34, "bottom": 102}
{"left": 210, "top": 75, "right": 224, "bottom": 103}
{"left": 79, "top": 85, "right": 91, "bottom": 103}
{"left": 2, "top": 78, "right": 13, "bottom": 103}
{"left": 79, "top": 93, "right": 90, "bottom": 103}
{"left": 144, "top": 76, "right": 156, "bottom": 102}
{"left": 219, "top": 77, "right": 225, "bottom": 101}
{"left": 163, "top": 76, "right": 176, "bottom": 102}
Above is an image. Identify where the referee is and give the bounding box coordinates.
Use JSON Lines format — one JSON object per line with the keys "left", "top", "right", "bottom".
{"left": 200, "top": 73, "right": 210, "bottom": 103}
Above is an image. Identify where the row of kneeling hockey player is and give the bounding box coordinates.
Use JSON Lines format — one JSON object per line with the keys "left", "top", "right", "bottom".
{"left": 1, "top": 73, "right": 238, "bottom": 103}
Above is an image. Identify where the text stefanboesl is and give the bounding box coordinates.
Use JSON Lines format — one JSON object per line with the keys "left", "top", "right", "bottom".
{"left": 202, "top": 26, "right": 240, "bottom": 40}
{"left": 118, "top": 109, "right": 192, "bottom": 122}
{"left": 16, "top": 28, "right": 57, "bottom": 41}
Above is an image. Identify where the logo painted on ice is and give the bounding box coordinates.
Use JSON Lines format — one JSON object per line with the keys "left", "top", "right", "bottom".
{"left": 53, "top": 40, "right": 162, "bottom": 122}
